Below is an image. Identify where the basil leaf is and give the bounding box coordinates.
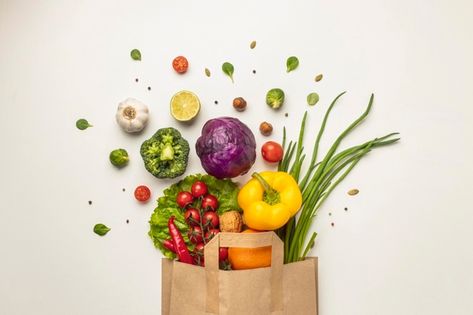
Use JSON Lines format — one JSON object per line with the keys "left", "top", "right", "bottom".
{"left": 307, "top": 92, "right": 320, "bottom": 106}
{"left": 76, "top": 118, "right": 92, "bottom": 130}
{"left": 286, "top": 56, "right": 299, "bottom": 73}
{"left": 94, "top": 223, "right": 111, "bottom": 236}
{"left": 222, "top": 62, "right": 234, "bottom": 83}
{"left": 130, "top": 49, "right": 141, "bottom": 61}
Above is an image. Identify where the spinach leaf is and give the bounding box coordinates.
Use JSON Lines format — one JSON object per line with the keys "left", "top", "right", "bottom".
{"left": 94, "top": 224, "right": 111, "bottom": 236}
{"left": 286, "top": 56, "right": 299, "bottom": 73}
{"left": 222, "top": 62, "right": 234, "bottom": 83}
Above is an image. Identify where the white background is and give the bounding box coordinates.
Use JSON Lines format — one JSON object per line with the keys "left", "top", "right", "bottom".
{"left": 1, "top": 0, "right": 472, "bottom": 314}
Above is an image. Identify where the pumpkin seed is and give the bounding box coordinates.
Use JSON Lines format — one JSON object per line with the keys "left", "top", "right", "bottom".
{"left": 348, "top": 189, "right": 359, "bottom": 196}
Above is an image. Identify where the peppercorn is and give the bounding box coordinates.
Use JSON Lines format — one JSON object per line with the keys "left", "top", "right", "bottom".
{"left": 259, "top": 121, "right": 273, "bottom": 136}
{"left": 233, "top": 97, "right": 247, "bottom": 112}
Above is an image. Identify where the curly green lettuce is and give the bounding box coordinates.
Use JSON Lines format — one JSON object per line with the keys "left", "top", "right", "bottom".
{"left": 149, "top": 174, "right": 240, "bottom": 259}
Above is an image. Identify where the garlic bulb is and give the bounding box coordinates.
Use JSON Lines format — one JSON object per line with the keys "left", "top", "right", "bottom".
{"left": 116, "top": 98, "right": 149, "bottom": 133}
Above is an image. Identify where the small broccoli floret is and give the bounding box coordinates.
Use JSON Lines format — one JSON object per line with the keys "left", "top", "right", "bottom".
{"left": 140, "top": 127, "right": 190, "bottom": 178}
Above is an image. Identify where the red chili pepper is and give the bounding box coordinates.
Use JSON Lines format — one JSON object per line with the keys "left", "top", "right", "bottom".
{"left": 162, "top": 239, "right": 176, "bottom": 253}
{"left": 168, "top": 216, "right": 194, "bottom": 264}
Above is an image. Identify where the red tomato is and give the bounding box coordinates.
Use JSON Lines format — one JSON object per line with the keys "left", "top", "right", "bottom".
{"left": 201, "top": 194, "right": 219, "bottom": 211}
{"left": 176, "top": 191, "right": 194, "bottom": 208}
{"left": 188, "top": 226, "right": 203, "bottom": 244}
{"left": 134, "top": 185, "right": 151, "bottom": 202}
{"left": 202, "top": 211, "right": 219, "bottom": 228}
{"left": 205, "top": 228, "right": 220, "bottom": 242}
{"left": 261, "top": 141, "right": 284, "bottom": 163}
{"left": 184, "top": 208, "right": 201, "bottom": 226}
{"left": 219, "top": 247, "right": 228, "bottom": 261}
{"left": 191, "top": 181, "right": 208, "bottom": 198}
{"left": 194, "top": 242, "right": 205, "bottom": 254}
{"left": 172, "top": 56, "right": 189, "bottom": 73}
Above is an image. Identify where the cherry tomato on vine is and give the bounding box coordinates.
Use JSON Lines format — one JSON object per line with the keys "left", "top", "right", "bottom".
{"left": 219, "top": 247, "right": 228, "bottom": 261}
{"left": 201, "top": 194, "right": 219, "bottom": 211}
{"left": 172, "top": 56, "right": 189, "bottom": 73}
{"left": 261, "top": 141, "right": 284, "bottom": 163}
{"left": 191, "top": 181, "right": 208, "bottom": 198}
{"left": 134, "top": 185, "right": 151, "bottom": 202}
{"left": 202, "top": 211, "right": 219, "bottom": 228}
{"left": 176, "top": 191, "right": 194, "bottom": 208}
{"left": 184, "top": 208, "right": 201, "bottom": 226}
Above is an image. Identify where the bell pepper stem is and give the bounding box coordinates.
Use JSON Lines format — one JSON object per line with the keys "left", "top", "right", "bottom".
{"left": 252, "top": 172, "right": 280, "bottom": 205}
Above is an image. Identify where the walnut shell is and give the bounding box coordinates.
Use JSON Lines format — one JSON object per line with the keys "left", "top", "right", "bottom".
{"left": 219, "top": 211, "right": 243, "bottom": 233}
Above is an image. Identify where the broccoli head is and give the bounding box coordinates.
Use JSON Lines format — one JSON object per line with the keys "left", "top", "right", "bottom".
{"left": 140, "top": 127, "right": 190, "bottom": 178}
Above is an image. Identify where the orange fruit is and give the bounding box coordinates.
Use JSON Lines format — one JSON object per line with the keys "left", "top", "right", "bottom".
{"left": 228, "top": 229, "right": 272, "bottom": 270}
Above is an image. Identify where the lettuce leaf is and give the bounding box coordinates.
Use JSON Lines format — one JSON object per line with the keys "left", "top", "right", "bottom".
{"left": 148, "top": 174, "right": 240, "bottom": 258}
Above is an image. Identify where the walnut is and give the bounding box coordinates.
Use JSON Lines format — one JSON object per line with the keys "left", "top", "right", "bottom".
{"left": 219, "top": 211, "right": 243, "bottom": 233}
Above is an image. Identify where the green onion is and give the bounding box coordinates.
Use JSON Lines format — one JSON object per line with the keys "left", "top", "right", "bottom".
{"left": 278, "top": 93, "right": 400, "bottom": 263}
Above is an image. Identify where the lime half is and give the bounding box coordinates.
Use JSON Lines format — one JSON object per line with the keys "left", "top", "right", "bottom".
{"left": 170, "top": 90, "right": 201, "bottom": 122}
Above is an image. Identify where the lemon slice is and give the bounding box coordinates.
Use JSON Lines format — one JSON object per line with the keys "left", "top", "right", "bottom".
{"left": 170, "top": 90, "right": 201, "bottom": 122}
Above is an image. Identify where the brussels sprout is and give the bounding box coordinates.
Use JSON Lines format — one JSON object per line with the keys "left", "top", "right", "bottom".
{"left": 266, "top": 88, "right": 285, "bottom": 109}
{"left": 109, "top": 149, "right": 129, "bottom": 167}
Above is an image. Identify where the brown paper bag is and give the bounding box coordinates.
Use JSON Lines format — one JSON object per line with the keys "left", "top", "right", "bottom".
{"left": 162, "top": 232, "right": 318, "bottom": 315}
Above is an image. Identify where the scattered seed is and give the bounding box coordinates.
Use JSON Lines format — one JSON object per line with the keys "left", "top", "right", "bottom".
{"left": 285, "top": 113, "right": 288, "bottom": 117}
{"left": 348, "top": 189, "right": 359, "bottom": 196}
{"left": 214, "top": 100, "right": 218, "bottom": 105}
{"left": 329, "top": 212, "right": 332, "bottom": 216}
{"left": 205, "top": 68, "right": 211, "bottom": 77}
{"left": 331, "top": 222, "right": 335, "bottom": 227}
{"left": 126, "top": 219, "right": 129, "bottom": 224}
{"left": 344, "top": 207, "right": 348, "bottom": 211}
{"left": 122, "top": 188, "right": 126, "bottom": 192}
{"left": 250, "top": 40, "right": 256, "bottom": 49}
{"left": 147, "top": 86, "right": 151, "bottom": 91}
{"left": 252, "top": 69, "right": 256, "bottom": 74}
{"left": 315, "top": 74, "right": 323, "bottom": 82}
{"left": 88, "top": 201, "right": 92, "bottom": 205}
{"left": 135, "top": 78, "right": 139, "bottom": 82}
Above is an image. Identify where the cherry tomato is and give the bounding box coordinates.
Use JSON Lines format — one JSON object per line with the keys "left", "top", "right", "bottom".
{"left": 261, "top": 141, "right": 284, "bottom": 163}
{"left": 202, "top": 211, "right": 219, "bottom": 228}
{"left": 172, "top": 56, "right": 189, "bottom": 73}
{"left": 191, "top": 181, "right": 208, "bottom": 198}
{"left": 219, "top": 247, "right": 228, "bottom": 261}
{"left": 201, "top": 194, "right": 219, "bottom": 211}
{"left": 194, "top": 242, "right": 205, "bottom": 254}
{"left": 205, "top": 228, "right": 220, "bottom": 242}
{"left": 176, "top": 191, "right": 194, "bottom": 208}
{"left": 184, "top": 208, "right": 201, "bottom": 226}
{"left": 134, "top": 185, "right": 151, "bottom": 202}
{"left": 188, "top": 226, "right": 203, "bottom": 244}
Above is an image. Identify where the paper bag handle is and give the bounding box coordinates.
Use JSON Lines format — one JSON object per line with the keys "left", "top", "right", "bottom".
{"left": 204, "top": 232, "right": 284, "bottom": 314}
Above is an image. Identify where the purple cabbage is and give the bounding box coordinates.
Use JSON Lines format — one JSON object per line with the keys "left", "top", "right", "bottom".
{"left": 196, "top": 117, "right": 256, "bottom": 179}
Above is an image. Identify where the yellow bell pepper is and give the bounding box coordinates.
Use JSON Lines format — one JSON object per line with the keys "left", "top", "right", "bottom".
{"left": 238, "top": 171, "right": 302, "bottom": 231}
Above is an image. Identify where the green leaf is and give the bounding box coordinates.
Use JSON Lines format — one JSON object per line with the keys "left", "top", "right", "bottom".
{"left": 76, "top": 118, "right": 92, "bottom": 130}
{"left": 222, "top": 62, "right": 234, "bottom": 83}
{"left": 130, "top": 49, "right": 141, "bottom": 61}
{"left": 148, "top": 174, "right": 240, "bottom": 258}
{"left": 307, "top": 93, "right": 320, "bottom": 106}
{"left": 286, "top": 56, "right": 299, "bottom": 73}
{"left": 93, "top": 224, "right": 111, "bottom": 236}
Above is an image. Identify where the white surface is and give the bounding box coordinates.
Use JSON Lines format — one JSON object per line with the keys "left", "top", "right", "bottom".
{"left": 1, "top": 0, "right": 472, "bottom": 314}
